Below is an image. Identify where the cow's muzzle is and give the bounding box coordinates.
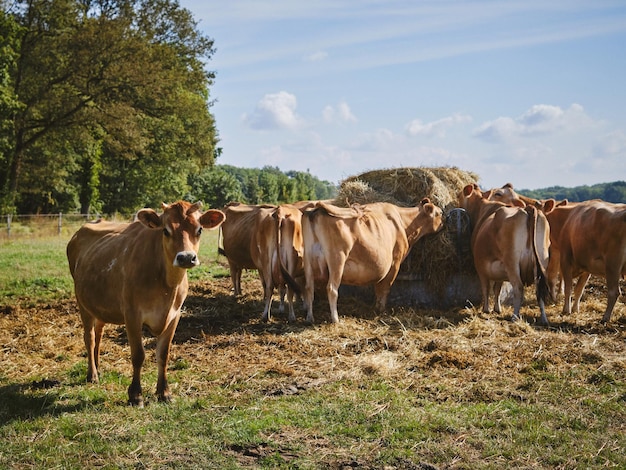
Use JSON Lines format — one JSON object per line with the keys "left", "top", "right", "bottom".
{"left": 174, "top": 251, "right": 199, "bottom": 268}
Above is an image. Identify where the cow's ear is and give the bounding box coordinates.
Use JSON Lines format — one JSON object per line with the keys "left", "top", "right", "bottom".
{"left": 199, "top": 209, "right": 226, "bottom": 229}
{"left": 423, "top": 203, "right": 435, "bottom": 215}
{"left": 482, "top": 189, "right": 493, "bottom": 199}
{"left": 187, "top": 201, "right": 203, "bottom": 215}
{"left": 502, "top": 182, "right": 514, "bottom": 189}
{"left": 136, "top": 209, "right": 163, "bottom": 229}
{"left": 462, "top": 184, "right": 474, "bottom": 196}
{"left": 512, "top": 199, "right": 525, "bottom": 208}
{"left": 420, "top": 197, "right": 431, "bottom": 206}
{"left": 557, "top": 199, "right": 568, "bottom": 207}
{"left": 542, "top": 199, "right": 556, "bottom": 213}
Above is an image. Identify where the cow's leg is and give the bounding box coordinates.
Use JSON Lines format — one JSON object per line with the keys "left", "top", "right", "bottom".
{"left": 229, "top": 262, "right": 241, "bottom": 296}
{"left": 373, "top": 282, "right": 390, "bottom": 312}
{"left": 546, "top": 249, "right": 562, "bottom": 302}
{"left": 303, "top": 261, "right": 315, "bottom": 324}
{"left": 560, "top": 257, "right": 574, "bottom": 315}
{"left": 258, "top": 267, "right": 274, "bottom": 322}
{"left": 326, "top": 257, "right": 346, "bottom": 324}
{"left": 286, "top": 286, "right": 297, "bottom": 323}
{"left": 571, "top": 272, "right": 591, "bottom": 314}
{"left": 509, "top": 275, "right": 524, "bottom": 322}
{"left": 278, "top": 285, "right": 286, "bottom": 315}
{"left": 93, "top": 319, "right": 105, "bottom": 376}
{"left": 602, "top": 268, "right": 621, "bottom": 323}
{"left": 80, "top": 310, "right": 99, "bottom": 384}
{"left": 155, "top": 313, "right": 181, "bottom": 403}
{"left": 374, "top": 268, "right": 398, "bottom": 312}
{"left": 493, "top": 281, "right": 503, "bottom": 314}
{"left": 126, "top": 319, "right": 145, "bottom": 407}
{"left": 477, "top": 273, "right": 491, "bottom": 314}
{"left": 536, "top": 294, "right": 550, "bottom": 326}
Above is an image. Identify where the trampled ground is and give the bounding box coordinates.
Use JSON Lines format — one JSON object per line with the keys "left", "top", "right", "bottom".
{"left": 1, "top": 273, "right": 625, "bottom": 468}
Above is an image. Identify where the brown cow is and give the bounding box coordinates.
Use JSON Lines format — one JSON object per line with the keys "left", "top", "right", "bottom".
{"left": 251, "top": 204, "right": 305, "bottom": 322}
{"left": 218, "top": 202, "right": 276, "bottom": 296}
{"left": 458, "top": 184, "right": 552, "bottom": 325}
{"left": 302, "top": 198, "right": 444, "bottom": 324}
{"left": 67, "top": 201, "right": 225, "bottom": 406}
{"left": 554, "top": 199, "right": 626, "bottom": 322}
{"left": 485, "top": 183, "right": 526, "bottom": 207}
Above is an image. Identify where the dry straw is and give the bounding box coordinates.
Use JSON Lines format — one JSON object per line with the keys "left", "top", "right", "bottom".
{"left": 332, "top": 166, "right": 480, "bottom": 292}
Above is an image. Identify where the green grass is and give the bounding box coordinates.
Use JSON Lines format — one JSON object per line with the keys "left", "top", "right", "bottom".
{"left": 1, "top": 232, "right": 625, "bottom": 468}
{"left": 1, "top": 373, "right": 624, "bottom": 468}
{"left": 0, "top": 229, "right": 224, "bottom": 304}
{"left": 0, "top": 237, "right": 74, "bottom": 304}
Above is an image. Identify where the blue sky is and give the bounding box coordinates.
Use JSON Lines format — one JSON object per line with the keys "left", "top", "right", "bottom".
{"left": 179, "top": 0, "right": 626, "bottom": 190}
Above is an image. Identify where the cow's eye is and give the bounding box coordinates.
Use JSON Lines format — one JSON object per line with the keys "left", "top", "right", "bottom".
{"left": 163, "top": 228, "right": 171, "bottom": 237}
{"left": 197, "top": 227, "right": 203, "bottom": 236}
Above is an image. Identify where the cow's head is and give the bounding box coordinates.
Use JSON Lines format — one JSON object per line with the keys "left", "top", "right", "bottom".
{"left": 485, "top": 183, "right": 526, "bottom": 207}
{"left": 136, "top": 201, "right": 226, "bottom": 269}
{"left": 419, "top": 197, "right": 445, "bottom": 235}
{"left": 458, "top": 183, "right": 481, "bottom": 210}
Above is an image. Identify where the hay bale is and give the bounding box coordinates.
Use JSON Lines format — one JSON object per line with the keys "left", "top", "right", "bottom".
{"left": 334, "top": 166, "right": 479, "bottom": 295}
{"left": 335, "top": 166, "right": 479, "bottom": 211}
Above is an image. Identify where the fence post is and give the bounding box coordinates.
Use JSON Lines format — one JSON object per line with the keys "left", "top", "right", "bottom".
{"left": 6, "top": 214, "right": 10, "bottom": 238}
{"left": 58, "top": 212, "right": 62, "bottom": 236}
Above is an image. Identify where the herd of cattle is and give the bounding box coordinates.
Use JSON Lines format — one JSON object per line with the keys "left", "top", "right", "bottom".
{"left": 65, "top": 185, "right": 626, "bottom": 405}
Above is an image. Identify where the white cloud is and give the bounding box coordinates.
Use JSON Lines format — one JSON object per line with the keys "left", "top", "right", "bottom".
{"left": 242, "top": 91, "right": 301, "bottom": 130}
{"left": 405, "top": 113, "right": 472, "bottom": 137}
{"left": 593, "top": 130, "right": 626, "bottom": 157}
{"left": 323, "top": 100, "right": 357, "bottom": 124}
{"left": 473, "top": 103, "right": 592, "bottom": 142}
{"left": 305, "top": 51, "right": 328, "bottom": 62}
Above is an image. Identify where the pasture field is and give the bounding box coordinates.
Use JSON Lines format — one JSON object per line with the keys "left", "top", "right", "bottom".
{"left": 1, "top": 233, "right": 625, "bottom": 469}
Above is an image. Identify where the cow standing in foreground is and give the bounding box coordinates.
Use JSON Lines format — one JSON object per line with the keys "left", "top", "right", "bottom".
{"left": 302, "top": 198, "right": 444, "bottom": 324}
{"left": 458, "top": 184, "right": 552, "bottom": 325}
{"left": 67, "top": 201, "right": 225, "bottom": 406}
{"left": 553, "top": 199, "right": 626, "bottom": 322}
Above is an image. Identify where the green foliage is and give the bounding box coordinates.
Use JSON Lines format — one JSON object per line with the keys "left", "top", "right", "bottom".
{"left": 188, "top": 164, "right": 337, "bottom": 208}
{"left": 0, "top": 0, "right": 218, "bottom": 215}
{"left": 520, "top": 180, "right": 626, "bottom": 203}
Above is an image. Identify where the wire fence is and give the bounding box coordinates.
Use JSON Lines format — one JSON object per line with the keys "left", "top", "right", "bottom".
{"left": 0, "top": 213, "right": 101, "bottom": 241}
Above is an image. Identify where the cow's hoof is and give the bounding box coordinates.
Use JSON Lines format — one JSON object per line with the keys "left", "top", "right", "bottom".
{"left": 128, "top": 397, "right": 144, "bottom": 408}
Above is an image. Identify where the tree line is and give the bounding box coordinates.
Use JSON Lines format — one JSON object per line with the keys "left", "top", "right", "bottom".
{"left": 519, "top": 181, "right": 626, "bottom": 204}
{"left": 1, "top": 0, "right": 221, "bottom": 216}
{"left": 187, "top": 164, "right": 336, "bottom": 210}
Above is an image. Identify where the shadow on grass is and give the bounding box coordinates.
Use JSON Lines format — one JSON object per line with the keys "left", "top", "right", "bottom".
{"left": 0, "top": 379, "right": 105, "bottom": 426}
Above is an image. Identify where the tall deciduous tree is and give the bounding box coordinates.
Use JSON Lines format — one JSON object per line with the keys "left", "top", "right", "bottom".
{"left": 0, "top": 0, "right": 217, "bottom": 214}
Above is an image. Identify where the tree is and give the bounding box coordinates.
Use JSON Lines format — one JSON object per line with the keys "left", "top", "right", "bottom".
{"left": 0, "top": 0, "right": 217, "bottom": 214}
{"left": 187, "top": 166, "right": 243, "bottom": 209}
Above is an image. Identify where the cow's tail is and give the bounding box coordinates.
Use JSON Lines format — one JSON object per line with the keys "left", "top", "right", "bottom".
{"left": 526, "top": 205, "right": 553, "bottom": 305}
{"left": 275, "top": 211, "right": 302, "bottom": 296}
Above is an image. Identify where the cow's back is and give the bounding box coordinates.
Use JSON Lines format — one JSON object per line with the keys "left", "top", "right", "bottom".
{"left": 303, "top": 203, "right": 403, "bottom": 285}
